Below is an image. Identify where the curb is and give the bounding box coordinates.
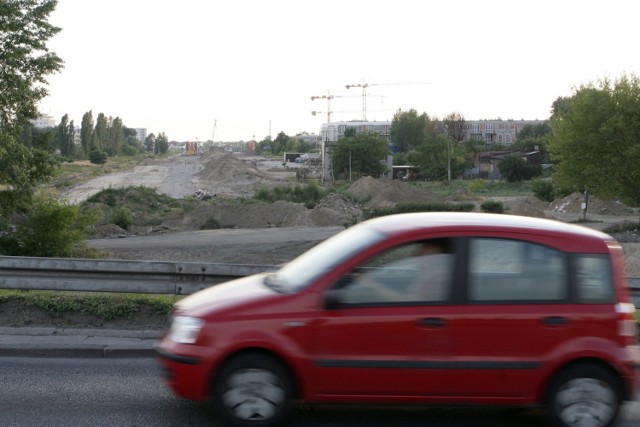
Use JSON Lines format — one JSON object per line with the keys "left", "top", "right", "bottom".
{"left": 0, "top": 327, "right": 161, "bottom": 359}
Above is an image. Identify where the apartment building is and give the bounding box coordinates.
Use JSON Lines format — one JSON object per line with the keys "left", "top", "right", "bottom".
{"left": 464, "top": 119, "right": 545, "bottom": 145}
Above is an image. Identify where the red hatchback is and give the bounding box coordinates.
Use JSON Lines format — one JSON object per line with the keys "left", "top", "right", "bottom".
{"left": 157, "top": 212, "right": 640, "bottom": 427}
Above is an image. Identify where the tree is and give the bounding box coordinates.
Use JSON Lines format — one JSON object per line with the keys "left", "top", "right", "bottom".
{"left": 0, "top": 0, "right": 62, "bottom": 222}
{"left": 80, "top": 111, "right": 93, "bottom": 159}
{"left": 442, "top": 112, "right": 467, "bottom": 144}
{"left": 498, "top": 155, "right": 541, "bottom": 182}
{"left": 513, "top": 122, "right": 551, "bottom": 163}
{"left": 105, "top": 116, "right": 125, "bottom": 156}
{"left": 144, "top": 133, "right": 156, "bottom": 153}
{"left": 410, "top": 134, "right": 467, "bottom": 181}
{"left": 55, "top": 114, "right": 74, "bottom": 158}
{"left": 331, "top": 131, "right": 389, "bottom": 179}
{"left": 549, "top": 74, "right": 640, "bottom": 205}
{"left": 91, "top": 113, "right": 107, "bottom": 152}
{"left": 155, "top": 132, "right": 169, "bottom": 154}
{"left": 0, "top": 0, "right": 63, "bottom": 134}
{"left": 390, "top": 109, "right": 430, "bottom": 152}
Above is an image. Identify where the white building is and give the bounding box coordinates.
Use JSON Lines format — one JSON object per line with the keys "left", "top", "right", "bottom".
{"left": 133, "top": 128, "right": 147, "bottom": 142}
{"left": 32, "top": 114, "right": 56, "bottom": 128}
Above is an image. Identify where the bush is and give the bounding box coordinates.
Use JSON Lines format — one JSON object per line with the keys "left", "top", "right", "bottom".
{"left": 532, "top": 179, "right": 555, "bottom": 202}
{"left": 480, "top": 200, "right": 506, "bottom": 214}
{"left": 111, "top": 207, "right": 132, "bottom": 230}
{"left": 364, "top": 202, "right": 475, "bottom": 220}
{"left": 89, "top": 149, "right": 107, "bottom": 165}
{"left": 0, "top": 198, "right": 99, "bottom": 257}
{"left": 466, "top": 179, "right": 486, "bottom": 194}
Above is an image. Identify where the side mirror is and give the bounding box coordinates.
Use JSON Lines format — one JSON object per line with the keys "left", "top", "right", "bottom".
{"left": 325, "top": 289, "right": 343, "bottom": 310}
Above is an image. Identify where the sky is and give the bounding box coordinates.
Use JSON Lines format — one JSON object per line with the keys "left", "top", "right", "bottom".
{"left": 39, "top": 0, "right": 640, "bottom": 142}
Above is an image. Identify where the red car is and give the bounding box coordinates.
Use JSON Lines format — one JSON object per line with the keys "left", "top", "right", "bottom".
{"left": 157, "top": 212, "right": 640, "bottom": 427}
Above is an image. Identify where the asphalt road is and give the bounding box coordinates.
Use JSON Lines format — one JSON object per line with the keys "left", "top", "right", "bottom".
{"left": 1, "top": 357, "right": 638, "bottom": 427}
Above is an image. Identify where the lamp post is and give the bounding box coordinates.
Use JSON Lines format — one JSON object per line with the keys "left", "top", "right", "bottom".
{"left": 444, "top": 125, "right": 451, "bottom": 182}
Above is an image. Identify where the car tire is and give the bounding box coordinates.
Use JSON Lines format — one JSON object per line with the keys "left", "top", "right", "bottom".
{"left": 546, "top": 363, "right": 622, "bottom": 427}
{"left": 212, "top": 353, "right": 294, "bottom": 427}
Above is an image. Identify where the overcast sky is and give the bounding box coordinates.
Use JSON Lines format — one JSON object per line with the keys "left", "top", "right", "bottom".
{"left": 40, "top": 0, "right": 640, "bottom": 142}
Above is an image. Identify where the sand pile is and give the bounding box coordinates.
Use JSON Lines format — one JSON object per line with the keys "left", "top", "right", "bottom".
{"left": 196, "top": 153, "right": 292, "bottom": 198}
{"left": 347, "top": 176, "right": 445, "bottom": 209}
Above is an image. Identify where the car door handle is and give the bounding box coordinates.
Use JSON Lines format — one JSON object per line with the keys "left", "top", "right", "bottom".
{"left": 542, "top": 316, "right": 569, "bottom": 326}
{"left": 418, "top": 318, "right": 447, "bottom": 327}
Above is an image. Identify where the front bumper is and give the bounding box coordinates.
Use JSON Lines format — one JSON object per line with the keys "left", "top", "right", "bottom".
{"left": 156, "top": 339, "right": 211, "bottom": 401}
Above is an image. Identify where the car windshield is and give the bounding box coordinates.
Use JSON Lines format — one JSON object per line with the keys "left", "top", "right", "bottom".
{"left": 264, "top": 224, "right": 385, "bottom": 293}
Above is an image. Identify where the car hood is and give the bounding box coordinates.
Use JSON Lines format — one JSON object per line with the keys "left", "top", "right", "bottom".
{"left": 173, "top": 273, "right": 276, "bottom": 317}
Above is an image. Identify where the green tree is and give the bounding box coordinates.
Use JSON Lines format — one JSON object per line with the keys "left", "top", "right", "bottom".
{"left": 498, "top": 155, "right": 541, "bottom": 182}
{"left": 0, "top": 0, "right": 62, "bottom": 222}
{"left": 0, "top": 198, "right": 97, "bottom": 257}
{"left": 513, "top": 122, "right": 551, "bottom": 163}
{"left": 390, "top": 109, "right": 430, "bottom": 152}
{"left": 410, "top": 134, "right": 466, "bottom": 181}
{"left": 91, "top": 113, "right": 107, "bottom": 152}
{"left": 0, "top": 0, "right": 63, "bottom": 134}
{"left": 549, "top": 74, "right": 640, "bottom": 205}
{"left": 80, "top": 111, "right": 94, "bottom": 159}
{"left": 155, "top": 132, "right": 169, "bottom": 154}
{"left": 144, "top": 133, "right": 156, "bottom": 153}
{"left": 105, "top": 116, "right": 124, "bottom": 156}
{"left": 331, "top": 131, "right": 389, "bottom": 179}
{"left": 55, "top": 114, "right": 75, "bottom": 158}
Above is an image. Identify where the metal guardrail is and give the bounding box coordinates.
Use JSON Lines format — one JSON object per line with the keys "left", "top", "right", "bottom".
{"left": 0, "top": 256, "right": 277, "bottom": 295}
{"left": 0, "top": 256, "right": 639, "bottom": 301}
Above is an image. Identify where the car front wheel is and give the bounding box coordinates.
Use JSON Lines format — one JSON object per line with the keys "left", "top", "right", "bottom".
{"left": 212, "top": 353, "right": 294, "bottom": 427}
{"left": 546, "top": 363, "right": 622, "bottom": 427}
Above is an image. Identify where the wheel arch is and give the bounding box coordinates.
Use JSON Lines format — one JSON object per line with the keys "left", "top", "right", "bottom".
{"left": 209, "top": 347, "right": 302, "bottom": 400}
{"left": 539, "top": 357, "right": 628, "bottom": 403}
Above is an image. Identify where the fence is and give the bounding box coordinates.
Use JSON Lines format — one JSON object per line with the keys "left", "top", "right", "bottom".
{"left": 0, "top": 256, "right": 639, "bottom": 303}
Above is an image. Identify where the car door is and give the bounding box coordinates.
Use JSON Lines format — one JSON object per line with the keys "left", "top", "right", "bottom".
{"left": 307, "top": 239, "right": 462, "bottom": 399}
{"left": 445, "top": 236, "right": 576, "bottom": 400}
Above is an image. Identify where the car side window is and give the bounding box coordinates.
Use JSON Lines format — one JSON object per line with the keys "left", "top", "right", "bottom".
{"left": 574, "top": 254, "right": 614, "bottom": 303}
{"left": 468, "top": 238, "right": 567, "bottom": 302}
{"left": 337, "top": 239, "right": 455, "bottom": 305}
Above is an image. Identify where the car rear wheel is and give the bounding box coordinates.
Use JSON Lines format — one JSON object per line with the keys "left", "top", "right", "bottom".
{"left": 546, "top": 363, "right": 622, "bottom": 427}
{"left": 212, "top": 353, "right": 294, "bottom": 427}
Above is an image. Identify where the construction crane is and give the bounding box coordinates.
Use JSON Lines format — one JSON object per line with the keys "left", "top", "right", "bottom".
{"left": 345, "top": 81, "right": 431, "bottom": 121}
{"left": 311, "top": 91, "right": 382, "bottom": 123}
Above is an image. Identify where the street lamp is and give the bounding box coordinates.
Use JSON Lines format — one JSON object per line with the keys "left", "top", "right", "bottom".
{"left": 444, "top": 125, "right": 451, "bottom": 182}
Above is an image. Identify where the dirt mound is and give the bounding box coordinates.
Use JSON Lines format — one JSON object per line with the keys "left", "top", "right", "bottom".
{"left": 499, "top": 196, "right": 550, "bottom": 218}
{"left": 347, "top": 176, "right": 445, "bottom": 209}
{"left": 196, "top": 152, "right": 294, "bottom": 198}
{"left": 551, "top": 193, "right": 635, "bottom": 215}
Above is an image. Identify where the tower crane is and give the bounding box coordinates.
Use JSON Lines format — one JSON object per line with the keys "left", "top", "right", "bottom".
{"left": 345, "top": 81, "right": 431, "bottom": 121}
{"left": 311, "top": 91, "right": 383, "bottom": 123}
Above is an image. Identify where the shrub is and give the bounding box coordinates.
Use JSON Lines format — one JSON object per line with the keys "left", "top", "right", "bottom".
{"left": 532, "top": 179, "right": 555, "bottom": 202}
{"left": 111, "top": 207, "right": 132, "bottom": 230}
{"left": 364, "top": 202, "right": 475, "bottom": 220}
{"left": 480, "top": 200, "right": 506, "bottom": 214}
{"left": 0, "top": 198, "right": 99, "bottom": 257}
{"left": 466, "top": 179, "right": 486, "bottom": 195}
{"left": 89, "top": 149, "right": 107, "bottom": 164}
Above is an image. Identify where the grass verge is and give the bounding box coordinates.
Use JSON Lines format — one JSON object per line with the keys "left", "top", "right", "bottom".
{"left": 0, "top": 290, "right": 180, "bottom": 321}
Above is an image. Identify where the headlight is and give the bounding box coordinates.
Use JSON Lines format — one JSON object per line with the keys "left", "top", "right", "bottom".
{"left": 168, "top": 316, "right": 204, "bottom": 344}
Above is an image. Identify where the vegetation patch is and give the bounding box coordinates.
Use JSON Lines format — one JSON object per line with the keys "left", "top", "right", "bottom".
{"left": 364, "top": 202, "right": 475, "bottom": 220}
{"left": 0, "top": 290, "right": 179, "bottom": 321}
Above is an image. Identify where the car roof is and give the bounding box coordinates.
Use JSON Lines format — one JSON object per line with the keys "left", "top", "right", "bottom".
{"left": 362, "top": 212, "right": 613, "bottom": 242}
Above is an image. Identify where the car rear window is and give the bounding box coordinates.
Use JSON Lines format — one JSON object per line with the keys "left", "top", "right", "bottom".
{"left": 468, "top": 238, "right": 568, "bottom": 302}
{"left": 573, "top": 254, "right": 615, "bottom": 303}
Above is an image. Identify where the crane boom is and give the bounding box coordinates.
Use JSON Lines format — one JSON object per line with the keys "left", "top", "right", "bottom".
{"left": 345, "top": 81, "right": 431, "bottom": 121}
